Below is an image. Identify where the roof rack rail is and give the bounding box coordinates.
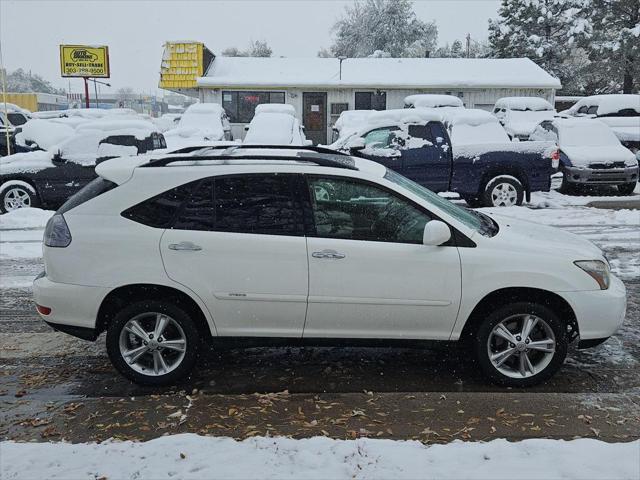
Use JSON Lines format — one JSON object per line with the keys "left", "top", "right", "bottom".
{"left": 167, "top": 144, "right": 348, "bottom": 157}
{"left": 142, "top": 151, "right": 358, "bottom": 170}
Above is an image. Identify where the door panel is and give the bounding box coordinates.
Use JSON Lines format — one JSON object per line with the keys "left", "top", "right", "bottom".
{"left": 159, "top": 174, "right": 309, "bottom": 337}
{"left": 401, "top": 123, "right": 451, "bottom": 192}
{"left": 303, "top": 175, "right": 462, "bottom": 340}
{"left": 303, "top": 92, "right": 327, "bottom": 145}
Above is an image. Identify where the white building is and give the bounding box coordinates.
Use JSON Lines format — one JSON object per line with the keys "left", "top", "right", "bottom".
{"left": 166, "top": 54, "right": 561, "bottom": 144}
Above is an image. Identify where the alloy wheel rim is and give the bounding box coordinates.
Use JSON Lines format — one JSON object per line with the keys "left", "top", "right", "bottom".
{"left": 490, "top": 183, "right": 517, "bottom": 207}
{"left": 487, "top": 314, "right": 556, "bottom": 379}
{"left": 3, "top": 187, "right": 31, "bottom": 211}
{"left": 119, "top": 312, "right": 187, "bottom": 376}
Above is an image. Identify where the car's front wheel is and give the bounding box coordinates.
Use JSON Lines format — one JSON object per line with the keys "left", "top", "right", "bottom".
{"left": 617, "top": 182, "right": 636, "bottom": 196}
{"left": 474, "top": 302, "right": 568, "bottom": 387}
{"left": 0, "top": 181, "right": 39, "bottom": 213}
{"left": 106, "top": 300, "right": 201, "bottom": 386}
{"left": 481, "top": 176, "right": 524, "bottom": 207}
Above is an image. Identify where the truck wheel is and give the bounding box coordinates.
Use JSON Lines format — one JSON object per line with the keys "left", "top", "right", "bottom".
{"left": 481, "top": 176, "right": 524, "bottom": 207}
{"left": 617, "top": 182, "right": 636, "bottom": 196}
{"left": 0, "top": 181, "right": 40, "bottom": 213}
{"left": 106, "top": 300, "right": 202, "bottom": 386}
{"left": 474, "top": 302, "right": 568, "bottom": 387}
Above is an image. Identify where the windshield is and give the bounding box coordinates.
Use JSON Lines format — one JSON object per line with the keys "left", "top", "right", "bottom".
{"left": 384, "top": 168, "right": 490, "bottom": 234}
{"left": 559, "top": 122, "right": 620, "bottom": 147}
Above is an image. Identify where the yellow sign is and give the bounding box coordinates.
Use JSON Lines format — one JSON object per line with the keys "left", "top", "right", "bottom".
{"left": 159, "top": 42, "right": 212, "bottom": 90}
{"left": 60, "top": 45, "right": 110, "bottom": 78}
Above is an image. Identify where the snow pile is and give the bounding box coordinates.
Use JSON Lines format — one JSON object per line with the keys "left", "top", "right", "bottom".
{"left": 75, "top": 119, "right": 156, "bottom": 140}
{"left": 494, "top": 97, "right": 554, "bottom": 111}
{"left": 0, "top": 150, "right": 55, "bottom": 174}
{"left": 365, "top": 108, "right": 442, "bottom": 129}
{"left": 15, "top": 119, "right": 75, "bottom": 150}
{"left": 404, "top": 94, "right": 463, "bottom": 109}
{"left": 255, "top": 103, "right": 296, "bottom": 116}
{"left": 0, "top": 207, "right": 53, "bottom": 229}
{"left": 1, "top": 435, "right": 638, "bottom": 480}
{"left": 566, "top": 94, "right": 640, "bottom": 117}
{"left": 445, "top": 110, "right": 511, "bottom": 146}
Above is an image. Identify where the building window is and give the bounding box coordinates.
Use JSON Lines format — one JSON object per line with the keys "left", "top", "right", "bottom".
{"left": 355, "top": 91, "right": 386, "bottom": 111}
{"left": 222, "top": 91, "right": 286, "bottom": 123}
{"left": 330, "top": 102, "right": 349, "bottom": 127}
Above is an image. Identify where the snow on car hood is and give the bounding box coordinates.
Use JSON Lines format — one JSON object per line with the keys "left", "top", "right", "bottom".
{"left": 561, "top": 145, "right": 637, "bottom": 167}
{"left": 487, "top": 213, "right": 604, "bottom": 260}
{"left": 0, "top": 150, "right": 55, "bottom": 175}
{"left": 597, "top": 117, "right": 640, "bottom": 142}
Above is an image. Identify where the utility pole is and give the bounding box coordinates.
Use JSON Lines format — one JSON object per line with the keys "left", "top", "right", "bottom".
{"left": 466, "top": 34, "right": 471, "bottom": 58}
{"left": 83, "top": 77, "right": 90, "bottom": 108}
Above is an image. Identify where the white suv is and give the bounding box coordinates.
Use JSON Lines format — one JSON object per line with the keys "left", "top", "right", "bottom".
{"left": 34, "top": 146, "right": 627, "bottom": 387}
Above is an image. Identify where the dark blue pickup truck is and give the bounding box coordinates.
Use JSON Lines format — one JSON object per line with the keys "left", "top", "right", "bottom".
{"left": 335, "top": 109, "right": 556, "bottom": 207}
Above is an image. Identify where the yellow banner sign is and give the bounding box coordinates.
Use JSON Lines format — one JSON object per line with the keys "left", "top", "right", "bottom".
{"left": 60, "top": 45, "right": 110, "bottom": 78}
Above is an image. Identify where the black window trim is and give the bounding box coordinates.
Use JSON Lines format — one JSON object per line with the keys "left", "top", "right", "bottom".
{"left": 302, "top": 173, "right": 474, "bottom": 247}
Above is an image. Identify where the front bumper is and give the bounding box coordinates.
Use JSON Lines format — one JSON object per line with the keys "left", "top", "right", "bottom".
{"left": 559, "top": 274, "right": 627, "bottom": 343}
{"left": 33, "top": 274, "right": 110, "bottom": 341}
{"left": 563, "top": 165, "right": 638, "bottom": 185}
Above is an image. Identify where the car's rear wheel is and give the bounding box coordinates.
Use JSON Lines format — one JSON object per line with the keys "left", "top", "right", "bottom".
{"left": 474, "top": 302, "right": 568, "bottom": 387}
{"left": 106, "top": 300, "right": 201, "bottom": 386}
{"left": 0, "top": 181, "right": 39, "bottom": 213}
{"left": 617, "top": 182, "right": 636, "bottom": 196}
{"left": 481, "top": 176, "right": 524, "bottom": 207}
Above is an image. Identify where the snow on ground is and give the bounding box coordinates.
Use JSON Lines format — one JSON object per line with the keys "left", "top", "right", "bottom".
{"left": 1, "top": 435, "right": 638, "bottom": 480}
{"left": 0, "top": 208, "right": 53, "bottom": 230}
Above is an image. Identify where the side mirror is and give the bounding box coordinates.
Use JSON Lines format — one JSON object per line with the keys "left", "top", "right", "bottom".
{"left": 347, "top": 137, "right": 366, "bottom": 153}
{"left": 423, "top": 220, "right": 451, "bottom": 246}
{"left": 52, "top": 151, "right": 66, "bottom": 166}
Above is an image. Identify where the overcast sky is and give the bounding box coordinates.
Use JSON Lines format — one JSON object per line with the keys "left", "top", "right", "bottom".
{"left": 0, "top": 0, "right": 501, "bottom": 95}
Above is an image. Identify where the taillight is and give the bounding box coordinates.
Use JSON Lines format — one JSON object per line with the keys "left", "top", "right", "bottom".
{"left": 44, "top": 214, "right": 72, "bottom": 248}
{"left": 551, "top": 149, "right": 560, "bottom": 169}
{"left": 36, "top": 304, "right": 51, "bottom": 315}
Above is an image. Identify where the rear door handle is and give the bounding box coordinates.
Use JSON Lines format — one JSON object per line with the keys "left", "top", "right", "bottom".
{"left": 312, "top": 249, "right": 345, "bottom": 259}
{"left": 168, "top": 241, "right": 202, "bottom": 251}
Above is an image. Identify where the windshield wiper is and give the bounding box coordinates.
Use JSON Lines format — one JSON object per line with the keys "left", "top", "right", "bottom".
{"left": 466, "top": 208, "right": 499, "bottom": 236}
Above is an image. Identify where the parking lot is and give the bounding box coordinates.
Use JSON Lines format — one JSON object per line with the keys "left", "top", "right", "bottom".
{"left": 1, "top": 187, "right": 639, "bottom": 445}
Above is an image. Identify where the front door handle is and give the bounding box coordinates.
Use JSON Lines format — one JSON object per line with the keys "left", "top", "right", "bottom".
{"left": 168, "top": 241, "right": 202, "bottom": 251}
{"left": 312, "top": 249, "right": 345, "bottom": 259}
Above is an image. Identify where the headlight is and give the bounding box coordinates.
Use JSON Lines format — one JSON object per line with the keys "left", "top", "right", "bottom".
{"left": 574, "top": 260, "right": 610, "bottom": 290}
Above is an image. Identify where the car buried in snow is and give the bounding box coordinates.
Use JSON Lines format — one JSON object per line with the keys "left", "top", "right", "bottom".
{"left": 334, "top": 108, "right": 557, "bottom": 207}
{"left": 0, "top": 121, "right": 166, "bottom": 213}
{"left": 243, "top": 104, "right": 312, "bottom": 146}
{"left": 492, "top": 97, "right": 557, "bottom": 141}
{"left": 530, "top": 117, "right": 639, "bottom": 195}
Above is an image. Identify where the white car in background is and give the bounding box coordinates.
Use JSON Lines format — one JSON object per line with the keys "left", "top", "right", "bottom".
{"left": 530, "top": 117, "right": 638, "bottom": 195}
{"left": 492, "top": 97, "right": 556, "bottom": 141}
{"left": 562, "top": 94, "right": 640, "bottom": 155}
{"left": 163, "top": 103, "right": 232, "bottom": 150}
{"left": 243, "top": 104, "right": 311, "bottom": 146}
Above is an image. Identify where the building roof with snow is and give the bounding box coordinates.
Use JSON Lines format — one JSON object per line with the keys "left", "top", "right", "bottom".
{"left": 197, "top": 57, "right": 561, "bottom": 90}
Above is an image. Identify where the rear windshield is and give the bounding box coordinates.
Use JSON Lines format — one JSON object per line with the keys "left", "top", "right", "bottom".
{"left": 58, "top": 177, "right": 117, "bottom": 214}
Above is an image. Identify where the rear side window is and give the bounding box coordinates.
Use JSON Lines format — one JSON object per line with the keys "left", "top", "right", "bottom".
{"left": 122, "top": 181, "right": 194, "bottom": 228}
{"left": 58, "top": 177, "right": 117, "bottom": 214}
{"left": 123, "top": 174, "right": 304, "bottom": 236}
{"left": 214, "top": 174, "right": 303, "bottom": 236}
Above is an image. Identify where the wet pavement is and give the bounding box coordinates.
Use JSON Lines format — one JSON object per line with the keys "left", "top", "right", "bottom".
{"left": 1, "top": 213, "right": 639, "bottom": 444}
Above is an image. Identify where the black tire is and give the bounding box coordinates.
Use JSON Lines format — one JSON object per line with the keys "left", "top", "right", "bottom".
{"left": 106, "top": 300, "right": 202, "bottom": 386}
{"left": 559, "top": 175, "right": 581, "bottom": 195}
{"left": 481, "top": 175, "right": 524, "bottom": 207}
{"left": 474, "top": 302, "right": 568, "bottom": 387}
{"left": 617, "top": 182, "right": 636, "bottom": 196}
{"left": 0, "top": 181, "right": 40, "bottom": 213}
{"left": 461, "top": 195, "right": 483, "bottom": 208}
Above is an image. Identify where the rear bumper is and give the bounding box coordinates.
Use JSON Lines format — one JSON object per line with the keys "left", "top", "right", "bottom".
{"left": 33, "top": 274, "right": 110, "bottom": 340}
{"left": 564, "top": 165, "right": 638, "bottom": 185}
{"left": 558, "top": 274, "right": 627, "bottom": 343}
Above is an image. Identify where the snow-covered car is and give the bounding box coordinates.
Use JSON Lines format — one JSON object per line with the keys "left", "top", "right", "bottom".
{"left": 403, "top": 94, "right": 464, "bottom": 109}
{"left": 336, "top": 108, "right": 556, "bottom": 207}
{"left": 243, "top": 104, "right": 311, "bottom": 146}
{"left": 1, "top": 104, "right": 32, "bottom": 156}
{"left": 530, "top": 118, "right": 638, "bottom": 195}
{"left": 330, "top": 110, "right": 374, "bottom": 145}
{"left": 492, "top": 97, "right": 556, "bottom": 141}
{"left": 163, "top": 103, "right": 231, "bottom": 150}
{"left": 0, "top": 123, "right": 165, "bottom": 212}
{"left": 33, "top": 145, "right": 626, "bottom": 388}
{"left": 562, "top": 94, "right": 640, "bottom": 154}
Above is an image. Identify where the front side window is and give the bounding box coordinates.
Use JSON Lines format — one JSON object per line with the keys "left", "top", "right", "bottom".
{"left": 363, "top": 127, "right": 401, "bottom": 150}
{"left": 307, "top": 176, "right": 431, "bottom": 244}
